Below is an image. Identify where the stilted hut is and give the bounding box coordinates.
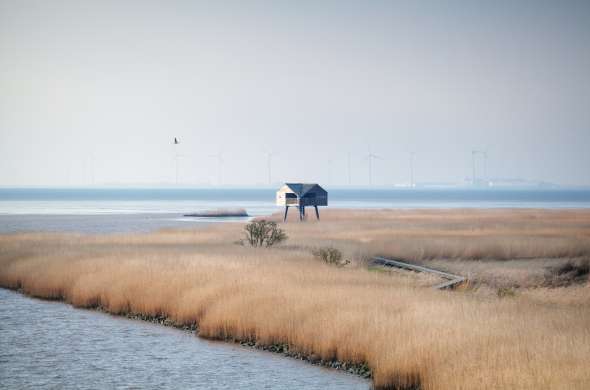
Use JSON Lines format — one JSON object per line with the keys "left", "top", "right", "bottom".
{"left": 276, "top": 183, "right": 328, "bottom": 221}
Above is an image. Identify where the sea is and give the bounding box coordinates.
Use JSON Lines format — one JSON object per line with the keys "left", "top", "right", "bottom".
{"left": 0, "top": 187, "right": 589, "bottom": 234}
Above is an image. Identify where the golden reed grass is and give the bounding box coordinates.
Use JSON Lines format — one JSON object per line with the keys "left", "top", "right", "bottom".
{"left": 1, "top": 209, "right": 589, "bottom": 389}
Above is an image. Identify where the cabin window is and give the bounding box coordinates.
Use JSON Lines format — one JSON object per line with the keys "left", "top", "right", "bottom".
{"left": 285, "top": 193, "right": 297, "bottom": 199}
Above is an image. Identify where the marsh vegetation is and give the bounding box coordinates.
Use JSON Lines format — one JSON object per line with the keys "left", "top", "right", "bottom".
{"left": 1, "top": 209, "right": 589, "bottom": 389}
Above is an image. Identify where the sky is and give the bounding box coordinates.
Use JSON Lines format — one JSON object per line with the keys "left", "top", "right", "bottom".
{"left": 1, "top": 0, "right": 589, "bottom": 187}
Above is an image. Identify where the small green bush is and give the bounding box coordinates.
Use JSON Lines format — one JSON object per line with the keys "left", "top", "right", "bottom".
{"left": 244, "top": 220, "right": 287, "bottom": 247}
{"left": 497, "top": 287, "right": 516, "bottom": 298}
{"left": 313, "top": 247, "right": 350, "bottom": 267}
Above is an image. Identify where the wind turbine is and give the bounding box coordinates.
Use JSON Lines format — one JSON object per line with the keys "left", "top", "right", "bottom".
{"left": 173, "top": 137, "right": 180, "bottom": 185}
{"left": 365, "top": 147, "right": 381, "bottom": 186}
{"left": 471, "top": 149, "right": 489, "bottom": 186}
{"left": 482, "top": 148, "right": 489, "bottom": 185}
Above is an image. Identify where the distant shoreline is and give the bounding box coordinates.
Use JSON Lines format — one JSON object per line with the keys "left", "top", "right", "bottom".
{"left": 3, "top": 206, "right": 590, "bottom": 235}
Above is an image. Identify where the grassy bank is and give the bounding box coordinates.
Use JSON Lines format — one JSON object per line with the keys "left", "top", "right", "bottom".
{"left": 1, "top": 209, "right": 589, "bottom": 389}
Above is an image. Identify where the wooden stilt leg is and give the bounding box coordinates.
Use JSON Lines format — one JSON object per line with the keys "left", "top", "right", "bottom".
{"left": 314, "top": 205, "right": 320, "bottom": 220}
{"left": 299, "top": 205, "right": 303, "bottom": 221}
{"left": 284, "top": 206, "right": 289, "bottom": 222}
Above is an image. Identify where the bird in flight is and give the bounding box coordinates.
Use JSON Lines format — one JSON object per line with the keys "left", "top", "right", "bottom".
{"left": 174, "top": 137, "right": 179, "bottom": 144}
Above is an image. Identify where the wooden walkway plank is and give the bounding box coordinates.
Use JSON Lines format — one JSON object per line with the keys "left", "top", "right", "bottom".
{"left": 372, "top": 256, "right": 466, "bottom": 290}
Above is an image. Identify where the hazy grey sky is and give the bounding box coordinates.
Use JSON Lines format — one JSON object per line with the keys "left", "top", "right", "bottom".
{"left": 1, "top": 0, "right": 589, "bottom": 186}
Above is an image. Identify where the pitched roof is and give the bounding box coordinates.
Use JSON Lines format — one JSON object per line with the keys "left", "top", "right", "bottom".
{"left": 284, "top": 183, "right": 324, "bottom": 196}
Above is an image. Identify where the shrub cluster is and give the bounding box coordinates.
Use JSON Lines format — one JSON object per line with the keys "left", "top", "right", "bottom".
{"left": 313, "top": 247, "right": 350, "bottom": 267}
{"left": 497, "top": 287, "right": 516, "bottom": 298}
{"left": 244, "top": 220, "right": 287, "bottom": 247}
{"left": 544, "top": 259, "right": 589, "bottom": 287}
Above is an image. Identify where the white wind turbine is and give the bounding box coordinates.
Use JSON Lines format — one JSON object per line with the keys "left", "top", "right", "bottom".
{"left": 482, "top": 148, "right": 489, "bottom": 185}
{"left": 365, "top": 147, "right": 381, "bottom": 186}
{"left": 471, "top": 149, "right": 479, "bottom": 185}
{"left": 172, "top": 137, "right": 180, "bottom": 185}
{"left": 471, "top": 149, "right": 489, "bottom": 186}
{"left": 173, "top": 137, "right": 181, "bottom": 185}
{"left": 263, "top": 151, "right": 276, "bottom": 186}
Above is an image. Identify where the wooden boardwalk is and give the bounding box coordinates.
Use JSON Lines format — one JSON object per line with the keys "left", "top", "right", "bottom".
{"left": 372, "top": 256, "right": 466, "bottom": 290}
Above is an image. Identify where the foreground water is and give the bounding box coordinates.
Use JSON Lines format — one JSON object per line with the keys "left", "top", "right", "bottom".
{"left": 0, "top": 289, "right": 370, "bottom": 390}
{"left": 1, "top": 187, "right": 589, "bottom": 233}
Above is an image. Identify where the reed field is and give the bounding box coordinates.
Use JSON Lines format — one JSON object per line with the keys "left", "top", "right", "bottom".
{"left": 1, "top": 209, "right": 589, "bottom": 389}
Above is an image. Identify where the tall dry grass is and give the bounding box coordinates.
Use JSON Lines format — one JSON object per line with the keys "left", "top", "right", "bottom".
{"left": 275, "top": 208, "right": 590, "bottom": 287}
{"left": 1, "top": 209, "right": 590, "bottom": 389}
{"left": 276, "top": 208, "right": 590, "bottom": 261}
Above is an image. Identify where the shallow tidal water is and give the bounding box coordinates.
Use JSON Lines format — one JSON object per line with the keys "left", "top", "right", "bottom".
{"left": 0, "top": 289, "right": 370, "bottom": 390}
{"left": 1, "top": 187, "right": 589, "bottom": 234}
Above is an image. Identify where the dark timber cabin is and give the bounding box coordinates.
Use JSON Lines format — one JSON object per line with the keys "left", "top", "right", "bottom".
{"left": 276, "top": 183, "right": 328, "bottom": 221}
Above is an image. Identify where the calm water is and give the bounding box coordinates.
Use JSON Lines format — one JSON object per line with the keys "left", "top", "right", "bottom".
{"left": 0, "top": 289, "right": 370, "bottom": 390}
{"left": 0, "top": 187, "right": 589, "bottom": 233}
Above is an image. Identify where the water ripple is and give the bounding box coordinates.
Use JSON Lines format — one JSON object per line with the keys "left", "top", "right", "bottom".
{"left": 0, "top": 289, "right": 369, "bottom": 390}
